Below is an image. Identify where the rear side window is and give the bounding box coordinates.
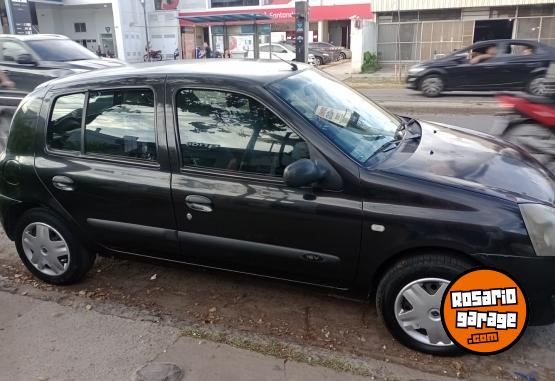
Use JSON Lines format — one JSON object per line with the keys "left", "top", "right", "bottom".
{"left": 85, "top": 89, "right": 157, "bottom": 161}
{"left": 47, "top": 93, "right": 85, "bottom": 152}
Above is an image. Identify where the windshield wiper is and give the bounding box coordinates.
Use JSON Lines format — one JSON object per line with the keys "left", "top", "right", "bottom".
{"left": 370, "top": 131, "right": 421, "bottom": 159}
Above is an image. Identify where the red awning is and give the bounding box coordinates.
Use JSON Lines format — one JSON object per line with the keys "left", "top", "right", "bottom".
{"left": 179, "top": 3, "right": 372, "bottom": 26}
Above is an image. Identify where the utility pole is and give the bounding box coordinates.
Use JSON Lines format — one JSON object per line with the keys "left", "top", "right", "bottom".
{"left": 295, "top": 1, "right": 309, "bottom": 63}
{"left": 140, "top": 0, "right": 150, "bottom": 58}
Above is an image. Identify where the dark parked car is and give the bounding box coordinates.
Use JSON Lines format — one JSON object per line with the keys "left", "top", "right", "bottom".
{"left": 310, "top": 42, "right": 352, "bottom": 60}
{"left": 1, "top": 61, "right": 554, "bottom": 355}
{"left": 0, "top": 34, "right": 124, "bottom": 107}
{"left": 281, "top": 41, "right": 332, "bottom": 66}
{"left": 406, "top": 39, "right": 555, "bottom": 97}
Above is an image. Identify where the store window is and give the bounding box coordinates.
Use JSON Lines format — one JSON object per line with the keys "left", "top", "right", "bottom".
{"left": 74, "top": 23, "right": 86, "bottom": 33}
{"left": 518, "top": 5, "right": 555, "bottom": 17}
{"left": 540, "top": 17, "right": 555, "bottom": 46}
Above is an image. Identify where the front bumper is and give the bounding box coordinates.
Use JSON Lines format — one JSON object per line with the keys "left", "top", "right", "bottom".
{"left": 472, "top": 253, "right": 555, "bottom": 326}
{"left": 406, "top": 75, "right": 419, "bottom": 89}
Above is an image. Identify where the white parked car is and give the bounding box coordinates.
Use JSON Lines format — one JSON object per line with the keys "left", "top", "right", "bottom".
{"left": 255, "top": 43, "right": 316, "bottom": 65}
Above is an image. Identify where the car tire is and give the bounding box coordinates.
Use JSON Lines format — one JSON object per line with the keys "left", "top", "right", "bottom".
{"left": 339, "top": 52, "right": 347, "bottom": 60}
{"left": 376, "top": 254, "right": 474, "bottom": 355}
{"left": 14, "top": 208, "right": 96, "bottom": 285}
{"left": 420, "top": 75, "right": 444, "bottom": 97}
{"left": 314, "top": 56, "right": 323, "bottom": 66}
{"left": 503, "top": 122, "right": 555, "bottom": 174}
{"left": 527, "top": 76, "right": 546, "bottom": 96}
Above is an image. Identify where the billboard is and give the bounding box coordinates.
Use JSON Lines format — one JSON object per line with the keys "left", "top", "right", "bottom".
{"left": 10, "top": 0, "right": 32, "bottom": 35}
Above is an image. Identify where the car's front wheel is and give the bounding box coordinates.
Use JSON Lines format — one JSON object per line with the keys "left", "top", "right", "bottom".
{"left": 376, "top": 254, "right": 473, "bottom": 355}
{"left": 420, "top": 75, "right": 444, "bottom": 97}
{"left": 15, "top": 209, "right": 96, "bottom": 285}
{"left": 314, "top": 56, "right": 323, "bottom": 66}
{"left": 339, "top": 52, "right": 347, "bottom": 60}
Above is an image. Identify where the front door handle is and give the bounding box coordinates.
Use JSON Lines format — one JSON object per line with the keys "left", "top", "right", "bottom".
{"left": 185, "top": 195, "right": 213, "bottom": 213}
{"left": 52, "top": 175, "right": 74, "bottom": 191}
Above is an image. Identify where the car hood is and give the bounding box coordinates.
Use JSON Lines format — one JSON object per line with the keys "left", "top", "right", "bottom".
{"left": 46, "top": 58, "right": 126, "bottom": 70}
{"left": 382, "top": 121, "right": 555, "bottom": 205}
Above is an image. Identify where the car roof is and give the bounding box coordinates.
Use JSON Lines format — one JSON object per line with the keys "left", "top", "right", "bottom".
{"left": 48, "top": 59, "right": 310, "bottom": 89}
{"left": 0, "top": 34, "right": 70, "bottom": 42}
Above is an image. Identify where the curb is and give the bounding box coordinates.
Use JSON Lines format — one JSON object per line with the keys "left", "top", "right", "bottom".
{"left": 377, "top": 101, "right": 498, "bottom": 115}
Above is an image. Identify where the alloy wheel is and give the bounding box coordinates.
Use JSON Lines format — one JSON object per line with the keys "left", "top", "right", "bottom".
{"left": 339, "top": 52, "right": 346, "bottom": 60}
{"left": 421, "top": 77, "right": 443, "bottom": 97}
{"left": 21, "top": 222, "right": 70, "bottom": 276}
{"left": 394, "top": 278, "right": 452, "bottom": 346}
{"left": 529, "top": 77, "right": 546, "bottom": 96}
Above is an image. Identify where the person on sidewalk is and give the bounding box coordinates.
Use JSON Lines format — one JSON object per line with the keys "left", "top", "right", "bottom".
{"left": 203, "top": 42, "right": 212, "bottom": 59}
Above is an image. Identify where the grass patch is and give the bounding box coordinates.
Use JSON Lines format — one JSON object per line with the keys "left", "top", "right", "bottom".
{"left": 181, "top": 326, "right": 375, "bottom": 377}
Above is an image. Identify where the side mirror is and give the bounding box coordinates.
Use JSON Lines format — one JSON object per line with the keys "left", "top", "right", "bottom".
{"left": 16, "top": 53, "right": 36, "bottom": 65}
{"left": 283, "top": 159, "right": 328, "bottom": 188}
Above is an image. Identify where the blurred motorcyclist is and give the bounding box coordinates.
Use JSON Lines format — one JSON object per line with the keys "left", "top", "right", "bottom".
{"left": 0, "top": 71, "right": 15, "bottom": 89}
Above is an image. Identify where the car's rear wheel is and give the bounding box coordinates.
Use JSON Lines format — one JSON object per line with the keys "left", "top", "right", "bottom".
{"left": 527, "top": 76, "right": 546, "bottom": 96}
{"left": 339, "top": 52, "right": 347, "bottom": 60}
{"left": 15, "top": 209, "right": 96, "bottom": 285}
{"left": 376, "top": 254, "right": 473, "bottom": 355}
{"left": 420, "top": 75, "right": 444, "bottom": 97}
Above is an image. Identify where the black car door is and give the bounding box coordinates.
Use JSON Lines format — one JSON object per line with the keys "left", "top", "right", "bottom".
{"left": 166, "top": 80, "right": 362, "bottom": 287}
{"left": 0, "top": 39, "right": 50, "bottom": 106}
{"left": 445, "top": 42, "right": 504, "bottom": 90}
{"left": 34, "top": 77, "right": 179, "bottom": 259}
{"left": 493, "top": 42, "right": 545, "bottom": 88}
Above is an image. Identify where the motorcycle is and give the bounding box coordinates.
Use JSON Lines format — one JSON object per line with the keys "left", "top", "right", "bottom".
{"left": 143, "top": 49, "right": 163, "bottom": 62}
{"left": 493, "top": 63, "right": 555, "bottom": 174}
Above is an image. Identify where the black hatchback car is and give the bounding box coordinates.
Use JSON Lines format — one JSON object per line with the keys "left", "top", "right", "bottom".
{"left": 406, "top": 39, "right": 555, "bottom": 97}
{"left": 0, "top": 34, "right": 124, "bottom": 107}
{"left": 1, "top": 61, "right": 554, "bottom": 355}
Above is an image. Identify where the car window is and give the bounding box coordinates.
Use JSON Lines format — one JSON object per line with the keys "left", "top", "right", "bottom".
{"left": 84, "top": 89, "right": 157, "bottom": 161}
{"left": 506, "top": 43, "right": 535, "bottom": 56}
{"left": 26, "top": 39, "right": 98, "bottom": 62}
{"left": 259, "top": 45, "right": 270, "bottom": 53}
{"left": 1, "top": 40, "right": 29, "bottom": 62}
{"left": 176, "top": 89, "right": 308, "bottom": 176}
{"left": 47, "top": 93, "right": 86, "bottom": 152}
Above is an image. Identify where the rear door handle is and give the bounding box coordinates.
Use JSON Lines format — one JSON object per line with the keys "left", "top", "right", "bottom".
{"left": 185, "top": 195, "right": 213, "bottom": 213}
{"left": 52, "top": 175, "right": 74, "bottom": 191}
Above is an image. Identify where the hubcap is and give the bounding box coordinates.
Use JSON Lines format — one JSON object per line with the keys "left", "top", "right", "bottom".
{"left": 422, "top": 78, "right": 442, "bottom": 95}
{"left": 394, "top": 278, "right": 452, "bottom": 346}
{"left": 21, "top": 222, "right": 70, "bottom": 276}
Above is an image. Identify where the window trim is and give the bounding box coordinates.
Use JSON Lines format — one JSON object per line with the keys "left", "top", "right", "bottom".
{"left": 173, "top": 85, "right": 309, "bottom": 182}
{"left": 44, "top": 86, "right": 161, "bottom": 168}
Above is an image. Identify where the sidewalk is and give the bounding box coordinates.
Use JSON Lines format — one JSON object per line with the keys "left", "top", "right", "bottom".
{"left": 0, "top": 288, "right": 458, "bottom": 381}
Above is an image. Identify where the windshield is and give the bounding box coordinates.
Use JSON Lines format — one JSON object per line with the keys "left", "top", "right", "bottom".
{"left": 27, "top": 39, "right": 99, "bottom": 62}
{"left": 269, "top": 70, "right": 401, "bottom": 164}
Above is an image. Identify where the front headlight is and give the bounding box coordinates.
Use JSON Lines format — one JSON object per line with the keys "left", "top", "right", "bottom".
{"left": 408, "top": 66, "right": 425, "bottom": 74}
{"left": 520, "top": 204, "right": 555, "bottom": 256}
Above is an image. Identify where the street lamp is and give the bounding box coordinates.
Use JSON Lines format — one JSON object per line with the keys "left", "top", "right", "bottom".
{"left": 140, "top": 0, "right": 150, "bottom": 57}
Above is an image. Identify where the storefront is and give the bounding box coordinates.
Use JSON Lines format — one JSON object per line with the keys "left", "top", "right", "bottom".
{"left": 373, "top": 1, "right": 555, "bottom": 64}
{"left": 176, "top": 1, "right": 372, "bottom": 59}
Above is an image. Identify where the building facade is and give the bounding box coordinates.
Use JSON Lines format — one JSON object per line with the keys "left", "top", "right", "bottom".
{"left": 373, "top": 0, "right": 555, "bottom": 64}
{"left": 1, "top": 0, "right": 150, "bottom": 62}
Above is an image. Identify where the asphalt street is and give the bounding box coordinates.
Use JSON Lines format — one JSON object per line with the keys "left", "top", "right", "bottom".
{"left": 360, "top": 88, "right": 498, "bottom": 106}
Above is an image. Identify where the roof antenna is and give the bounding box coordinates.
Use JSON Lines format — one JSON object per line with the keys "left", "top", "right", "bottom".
{"left": 271, "top": 52, "right": 298, "bottom": 71}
